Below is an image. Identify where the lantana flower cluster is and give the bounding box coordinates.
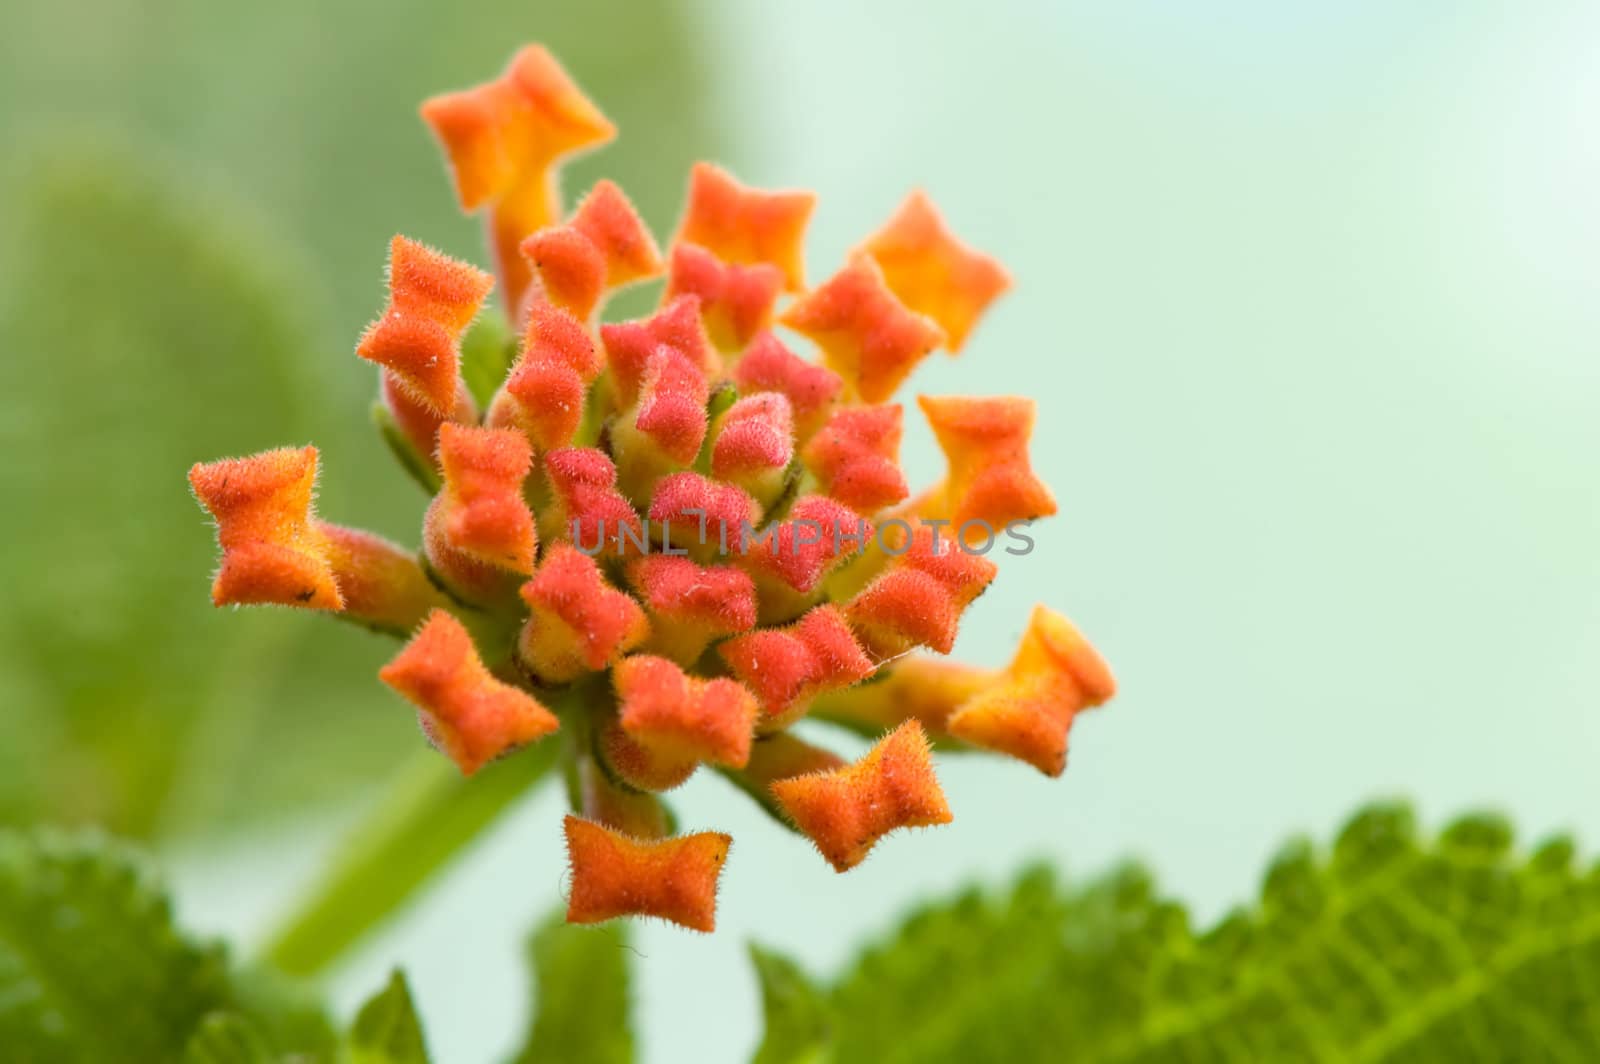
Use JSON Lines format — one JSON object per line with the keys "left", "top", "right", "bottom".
{"left": 188, "top": 45, "right": 1114, "bottom": 932}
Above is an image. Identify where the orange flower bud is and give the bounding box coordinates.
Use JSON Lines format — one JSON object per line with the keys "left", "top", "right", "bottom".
{"left": 358, "top": 236, "right": 493, "bottom": 416}
{"left": 770, "top": 721, "right": 951, "bottom": 872}
{"left": 946, "top": 606, "right": 1115, "bottom": 776}
{"left": 570, "top": 179, "right": 664, "bottom": 290}
{"left": 802, "top": 404, "right": 909, "bottom": 514}
{"left": 487, "top": 296, "right": 602, "bottom": 452}
{"left": 711, "top": 392, "right": 794, "bottom": 501}
{"left": 916, "top": 395, "right": 1057, "bottom": 537}
{"left": 420, "top": 45, "right": 616, "bottom": 312}
{"left": 731, "top": 331, "right": 843, "bottom": 441}
{"left": 519, "top": 225, "right": 605, "bottom": 322}
{"left": 719, "top": 604, "right": 874, "bottom": 726}
{"left": 743, "top": 496, "right": 870, "bottom": 596}
{"left": 564, "top": 816, "right": 730, "bottom": 932}
{"left": 845, "top": 523, "right": 997, "bottom": 657}
{"left": 542, "top": 447, "right": 643, "bottom": 558}
{"left": 189, "top": 447, "right": 342, "bottom": 610}
{"left": 379, "top": 610, "right": 558, "bottom": 775}
{"left": 674, "top": 162, "right": 814, "bottom": 291}
{"left": 664, "top": 242, "right": 784, "bottom": 352}
{"left": 780, "top": 256, "right": 945, "bottom": 404}
{"left": 615, "top": 655, "right": 757, "bottom": 769}
{"left": 647, "top": 472, "right": 759, "bottom": 562}
{"left": 857, "top": 190, "right": 1011, "bottom": 351}
{"left": 625, "top": 556, "right": 757, "bottom": 664}
{"left": 518, "top": 544, "right": 648, "bottom": 683}
{"left": 424, "top": 425, "right": 537, "bottom": 602}
{"left": 630, "top": 349, "right": 711, "bottom": 464}
{"left": 598, "top": 716, "right": 698, "bottom": 792}
{"left": 600, "top": 295, "right": 716, "bottom": 410}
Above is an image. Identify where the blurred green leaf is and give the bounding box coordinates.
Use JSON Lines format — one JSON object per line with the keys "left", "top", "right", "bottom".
{"left": 512, "top": 909, "right": 634, "bottom": 1064}
{"left": 183, "top": 1013, "right": 280, "bottom": 1064}
{"left": 0, "top": 830, "right": 231, "bottom": 1062}
{"left": 460, "top": 314, "right": 518, "bottom": 412}
{"left": 755, "top": 802, "right": 1600, "bottom": 1062}
{"left": 347, "top": 971, "right": 430, "bottom": 1064}
{"left": 749, "top": 945, "right": 832, "bottom": 1064}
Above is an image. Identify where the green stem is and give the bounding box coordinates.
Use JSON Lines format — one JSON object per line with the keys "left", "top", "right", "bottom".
{"left": 262, "top": 739, "right": 559, "bottom": 977}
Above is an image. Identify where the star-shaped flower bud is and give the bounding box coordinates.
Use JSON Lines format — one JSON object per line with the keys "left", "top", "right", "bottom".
{"left": 845, "top": 524, "right": 997, "bottom": 658}
{"left": 802, "top": 404, "right": 909, "bottom": 515}
{"left": 917, "top": 395, "right": 1057, "bottom": 537}
{"left": 648, "top": 472, "right": 759, "bottom": 562}
{"left": 719, "top": 604, "right": 874, "bottom": 727}
{"left": 626, "top": 556, "right": 757, "bottom": 665}
{"left": 946, "top": 606, "right": 1115, "bottom": 776}
{"left": 542, "top": 448, "right": 643, "bottom": 559}
{"left": 517, "top": 182, "right": 660, "bottom": 324}
{"left": 770, "top": 721, "right": 951, "bottom": 872}
{"left": 518, "top": 544, "right": 648, "bottom": 683}
{"left": 612, "top": 348, "right": 713, "bottom": 503}
{"left": 743, "top": 496, "right": 870, "bottom": 600}
{"left": 358, "top": 236, "right": 493, "bottom": 416}
{"left": 488, "top": 298, "right": 601, "bottom": 453}
{"left": 810, "top": 656, "right": 993, "bottom": 738}
{"left": 732, "top": 331, "right": 843, "bottom": 442}
{"left": 674, "top": 162, "right": 815, "bottom": 291}
{"left": 664, "top": 242, "right": 784, "bottom": 352}
{"left": 616, "top": 655, "right": 758, "bottom": 770}
{"left": 711, "top": 392, "right": 794, "bottom": 503}
{"left": 421, "top": 45, "right": 617, "bottom": 312}
{"left": 600, "top": 295, "right": 716, "bottom": 410}
{"left": 379, "top": 609, "right": 559, "bottom": 775}
{"left": 779, "top": 256, "right": 945, "bottom": 404}
{"left": 189, "top": 447, "right": 342, "bottom": 610}
{"left": 857, "top": 190, "right": 1011, "bottom": 351}
{"left": 564, "top": 816, "right": 731, "bottom": 932}
{"left": 424, "top": 425, "right": 538, "bottom": 601}
{"left": 570, "top": 179, "right": 664, "bottom": 290}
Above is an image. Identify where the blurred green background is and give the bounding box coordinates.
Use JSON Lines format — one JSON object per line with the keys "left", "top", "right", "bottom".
{"left": 1, "top": 1, "right": 1596, "bottom": 1061}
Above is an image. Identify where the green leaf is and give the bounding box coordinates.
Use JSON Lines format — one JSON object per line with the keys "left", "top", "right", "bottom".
{"left": 757, "top": 802, "right": 1600, "bottom": 1063}
{"left": 460, "top": 314, "right": 518, "bottom": 412}
{"left": 346, "top": 971, "right": 430, "bottom": 1064}
{"left": 749, "top": 945, "right": 832, "bottom": 1064}
{"left": 511, "top": 909, "right": 634, "bottom": 1064}
{"left": 265, "top": 744, "right": 559, "bottom": 977}
{"left": 182, "top": 1013, "right": 280, "bottom": 1064}
{"left": 0, "top": 830, "right": 231, "bottom": 1063}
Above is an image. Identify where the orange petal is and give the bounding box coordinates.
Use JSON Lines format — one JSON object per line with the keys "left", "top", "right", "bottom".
{"left": 664, "top": 242, "right": 784, "bottom": 352}
{"left": 779, "top": 256, "right": 944, "bottom": 403}
{"left": 947, "top": 606, "right": 1115, "bottom": 776}
{"left": 802, "top": 404, "right": 908, "bottom": 514}
{"left": 615, "top": 655, "right": 757, "bottom": 768}
{"left": 518, "top": 544, "right": 648, "bottom": 682}
{"left": 358, "top": 236, "right": 494, "bottom": 415}
{"left": 188, "top": 446, "right": 342, "bottom": 610}
{"left": 630, "top": 348, "right": 711, "bottom": 465}
{"left": 429, "top": 423, "right": 537, "bottom": 573}
{"left": 731, "top": 331, "right": 843, "bottom": 440}
{"left": 519, "top": 225, "right": 605, "bottom": 321}
{"left": 600, "top": 294, "right": 716, "bottom": 409}
{"left": 379, "top": 609, "right": 558, "bottom": 775}
{"left": 718, "top": 604, "right": 874, "bottom": 726}
{"left": 857, "top": 190, "right": 1011, "bottom": 351}
{"left": 564, "top": 816, "right": 730, "bottom": 932}
{"left": 674, "top": 162, "right": 814, "bottom": 291}
{"left": 917, "top": 395, "right": 1057, "bottom": 536}
{"left": 769, "top": 721, "right": 951, "bottom": 872}
{"left": 570, "top": 179, "right": 664, "bottom": 289}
